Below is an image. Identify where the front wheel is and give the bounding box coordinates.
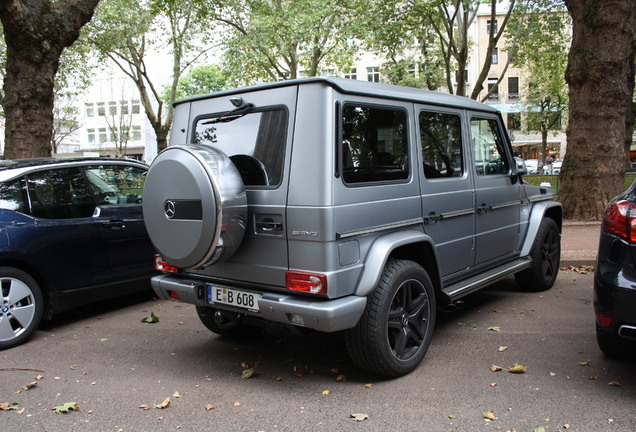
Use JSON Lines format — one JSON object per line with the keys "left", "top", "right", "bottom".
{"left": 515, "top": 218, "right": 560, "bottom": 291}
{"left": 0, "top": 267, "right": 44, "bottom": 350}
{"left": 345, "top": 259, "right": 436, "bottom": 377}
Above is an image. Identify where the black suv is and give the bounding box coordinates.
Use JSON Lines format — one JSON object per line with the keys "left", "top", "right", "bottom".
{"left": 0, "top": 157, "right": 156, "bottom": 349}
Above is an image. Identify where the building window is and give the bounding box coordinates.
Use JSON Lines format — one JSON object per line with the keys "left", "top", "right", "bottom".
{"left": 492, "top": 47, "right": 499, "bottom": 64}
{"left": 455, "top": 69, "right": 468, "bottom": 83}
{"left": 85, "top": 103, "right": 94, "bottom": 117}
{"left": 132, "top": 125, "right": 142, "bottom": 141}
{"left": 97, "top": 102, "right": 105, "bottom": 116}
{"left": 508, "top": 77, "right": 519, "bottom": 100}
{"left": 322, "top": 68, "right": 336, "bottom": 77}
{"left": 110, "top": 128, "right": 118, "bottom": 142}
{"left": 487, "top": 19, "right": 498, "bottom": 34}
{"left": 108, "top": 101, "right": 117, "bottom": 116}
{"left": 98, "top": 128, "right": 107, "bottom": 143}
{"left": 344, "top": 68, "right": 357, "bottom": 80}
{"left": 487, "top": 78, "right": 499, "bottom": 100}
{"left": 507, "top": 113, "right": 521, "bottom": 130}
{"left": 131, "top": 100, "right": 140, "bottom": 114}
{"left": 120, "top": 100, "right": 129, "bottom": 116}
{"left": 87, "top": 128, "right": 96, "bottom": 144}
{"left": 367, "top": 66, "right": 380, "bottom": 83}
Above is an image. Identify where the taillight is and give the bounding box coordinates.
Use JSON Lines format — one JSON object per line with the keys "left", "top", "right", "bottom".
{"left": 154, "top": 254, "right": 182, "bottom": 274}
{"left": 602, "top": 200, "right": 636, "bottom": 243}
{"left": 286, "top": 271, "right": 327, "bottom": 295}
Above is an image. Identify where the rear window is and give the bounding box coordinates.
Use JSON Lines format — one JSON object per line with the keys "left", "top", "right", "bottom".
{"left": 193, "top": 108, "right": 287, "bottom": 187}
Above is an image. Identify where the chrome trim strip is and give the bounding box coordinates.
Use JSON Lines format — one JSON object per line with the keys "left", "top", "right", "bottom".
{"left": 490, "top": 200, "right": 523, "bottom": 210}
{"left": 337, "top": 218, "right": 422, "bottom": 239}
{"left": 440, "top": 208, "right": 475, "bottom": 219}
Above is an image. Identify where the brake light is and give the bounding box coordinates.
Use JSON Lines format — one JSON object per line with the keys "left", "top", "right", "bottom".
{"left": 602, "top": 200, "right": 636, "bottom": 243}
{"left": 154, "top": 255, "right": 182, "bottom": 274}
{"left": 596, "top": 313, "right": 613, "bottom": 328}
{"left": 286, "top": 271, "right": 327, "bottom": 295}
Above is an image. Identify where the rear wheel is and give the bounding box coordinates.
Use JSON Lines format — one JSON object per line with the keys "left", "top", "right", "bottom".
{"left": 196, "top": 306, "right": 262, "bottom": 338}
{"left": 345, "top": 259, "right": 436, "bottom": 377}
{"left": 515, "top": 218, "right": 560, "bottom": 291}
{"left": 0, "top": 267, "right": 43, "bottom": 350}
{"left": 596, "top": 323, "right": 636, "bottom": 360}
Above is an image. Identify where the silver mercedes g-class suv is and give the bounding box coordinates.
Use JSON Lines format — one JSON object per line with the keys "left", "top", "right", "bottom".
{"left": 142, "top": 77, "right": 562, "bottom": 377}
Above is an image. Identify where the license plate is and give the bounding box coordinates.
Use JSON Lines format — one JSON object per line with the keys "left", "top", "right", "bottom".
{"left": 207, "top": 285, "right": 260, "bottom": 312}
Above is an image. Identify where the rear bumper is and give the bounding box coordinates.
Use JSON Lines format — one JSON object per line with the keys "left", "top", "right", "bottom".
{"left": 151, "top": 274, "right": 366, "bottom": 333}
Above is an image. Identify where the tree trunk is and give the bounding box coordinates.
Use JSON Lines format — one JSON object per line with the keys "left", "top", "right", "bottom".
{"left": 0, "top": 0, "right": 100, "bottom": 159}
{"left": 561, "top": 0, "right": 636, "bottom": 221}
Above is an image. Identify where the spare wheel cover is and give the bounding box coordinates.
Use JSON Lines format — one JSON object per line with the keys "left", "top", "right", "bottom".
{"left": 143, "top": 145, "right": 247, "bottom": 268}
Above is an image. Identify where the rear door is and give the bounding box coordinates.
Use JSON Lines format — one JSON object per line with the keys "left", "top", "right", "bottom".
{"left": 417, "top": 107, "right": 475, "bottom": 278}
{"left": 185, "top": 86, "right": 298, "bottom": 287}
{"left": 469, "top": 113, "right": 523, "bottom": 266}
{"left": 84, "top": 164, "right": 155, "bottom": 281}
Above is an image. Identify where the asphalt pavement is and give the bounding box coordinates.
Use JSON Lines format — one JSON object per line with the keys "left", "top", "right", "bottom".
{"left": 3, "top": 219, "right": 633, "bottom": 432}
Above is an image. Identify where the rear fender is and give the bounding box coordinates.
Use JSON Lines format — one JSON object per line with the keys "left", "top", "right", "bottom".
{"left": 354, "top": 230, "right": 441, "bottom": 297}
{"left": 520, "top": 201, "right": 563, "bottom": 256}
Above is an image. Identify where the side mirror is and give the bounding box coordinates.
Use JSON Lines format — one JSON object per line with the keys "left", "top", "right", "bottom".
{"left": 514, "top": 157, "right": 527, "bottom": 176}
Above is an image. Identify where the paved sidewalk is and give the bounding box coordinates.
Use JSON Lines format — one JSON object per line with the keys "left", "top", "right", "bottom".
{"left": 561, "top": 221, "right": 600, "bottom": 267}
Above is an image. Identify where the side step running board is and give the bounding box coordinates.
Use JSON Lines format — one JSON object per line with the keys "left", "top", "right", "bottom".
{"left": 442, "top": 258, "right": 531, "bottom": 303}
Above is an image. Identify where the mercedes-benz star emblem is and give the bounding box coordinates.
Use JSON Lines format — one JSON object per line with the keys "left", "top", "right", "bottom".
{"left": 164, "top": 200, "right": 176, "bottom": 219}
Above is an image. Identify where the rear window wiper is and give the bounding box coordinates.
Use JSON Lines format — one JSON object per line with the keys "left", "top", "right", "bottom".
{"left": 202, "top": 103, "right": 255, "bottom": 125}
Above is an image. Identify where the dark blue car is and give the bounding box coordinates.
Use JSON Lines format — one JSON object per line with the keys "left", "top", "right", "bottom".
{"left": 0, "top": 158, "right": 156, "bottom": 349}
{"left": 594, "top": 180, "right": 636, "bottom": 359}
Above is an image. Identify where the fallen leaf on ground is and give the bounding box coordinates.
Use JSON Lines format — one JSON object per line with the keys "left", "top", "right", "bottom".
{"left": 578, "top": 361, "right": 590, "bottom": 366}
{"left": 173, "top": 391, "right": 181, "bottom": 398}
{"left": 233, "top": 402, "right": 241, "bottom": 407}
{"left": 491, "top": 365, "right": 502, "bottom": 372}
{"left": 498, "top": 346, "right": 508, "bottom": 352}
{"left": 16, "top": 382, "right": 38, "bottom": 393}
{"left": 241, "top": 368, "right": 255, "bottom": 379}
{"left": 483, "top": 410, "right": 496, "bottom": 420}
{"left": 488, "top": 326, "right": 501, "bottom": 332}
{"left": 139, "top": 405, "right": 151, "bottom": 410}
{"left": 205, "top": 404, "right": 216, "bottom": 411}
{"left": 448, "top": 414, "right": 457, "bottom": 419}
{"left": 0, "top": 402, "right": 20, "bottom": 411}
{"left": 336, "top": 374, "right": 347, "bottom": 382}
{"left": 350, "top": 413, "right": 369, "bottom": 421}
{"left": 155, "top": 397, "right": 170, "bottom": 409}
{"left": 608, "top": 381, "right": 621, "bottom": 386}
{"left": 322, "top": 390, "right": 330, "bottom": 395}
{"left": 508, "top": 363, "right": 528, "bottom": 374}
{"left": 533, "top": 427, "right": 546, "bottom": 432}
{"left": 364, "top": 383, "right": 373, "bottom": 388}
{"left": 53, "top": 402, "right": 80, "bottom": 414}
{"left": 141, "top": 312, "right": 159, "bottom": 323}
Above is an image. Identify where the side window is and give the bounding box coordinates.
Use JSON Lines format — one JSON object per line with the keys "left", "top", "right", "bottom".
{"left": 341, "top": 104, "right": 409, "bottom": 184}
{"left": 0, "top": 178, "right": 27, "bottom": 213}
{"left": 420, "top": 111, "right": 463, "bottom": 178}
{"left": 27, "top": 168, "right": 96, "bottom": 219}
{"left": 470, "top": 117, "right": 510, "bottom": 175}
{"left": 193, "top": 109, "right": 287, "bottom": 187}
{"left": 84, "top": 165, "right": 146, "bottom": 205}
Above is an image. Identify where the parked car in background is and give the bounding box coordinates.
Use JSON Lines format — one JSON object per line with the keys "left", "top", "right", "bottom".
{"left": 0, "top": 158, "right": 156, "bottom": 349}
{"left": 594, "top": 180, "right": 636, "bottom": 359}
{"left": 523, "top": 159, "right": 543, "bottom": 174}
{"left": 552, "top": 159, "right": 563, "bottom": 174}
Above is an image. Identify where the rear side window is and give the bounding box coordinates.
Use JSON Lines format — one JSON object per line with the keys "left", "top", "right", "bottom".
{"left": 341, "top": 105, "right": 409, "bottom": 184}
{"left": 27, "top": 168, "right": 96, "bottom": 219}
{"left": 193, "top": 109, "right": 287, "bottom": 187}
{"left": 420, "top": 111, "right": 463, "bottom": 178}
{"left": 0, "top": 178, "right": 27, "bottom": 213}
{"left": 84, "top": 165, "right": 146, "bottom": 205}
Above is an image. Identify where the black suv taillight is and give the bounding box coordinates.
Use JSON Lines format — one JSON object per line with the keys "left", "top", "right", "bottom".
{"left": 603, "top": 200, "right": 636, "bottom": 243}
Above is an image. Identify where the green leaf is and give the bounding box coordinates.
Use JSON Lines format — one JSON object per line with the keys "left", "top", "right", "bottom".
{"left": 241, "top": 368, "right": 255, "bottom": 379}
{"left": 0, "top": 402, "right": 20, "bottom": 411}
{"left": 578, "top": 361, "right": 590, "bottom": 366}
{"left": 487, "top": 326, "right": 501, "bottom": 332}
{"left": 533, "top": 427, "right": 546, "bottom": 432}
{"left": 54, "top": 402, "right": 80, "bottom": 414}
{"left": 141, "top": 312, "right": 159, "bottom": 323}
{"left": 448, "top": 414, "right": 457, "bottom": 419}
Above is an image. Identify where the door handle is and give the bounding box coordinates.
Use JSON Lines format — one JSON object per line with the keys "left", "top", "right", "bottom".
{"left": 423, "top": 213, "right": 441, "bottom": 224}
{"left": 102, "top": 219, "right": 126, "bottom": 229}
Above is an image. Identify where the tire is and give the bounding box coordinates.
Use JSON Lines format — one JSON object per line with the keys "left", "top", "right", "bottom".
{"left": 515, "top": 218, "right": 560, "bottom": 291}
{"left": 0, "top": 267, "right": 44, "bottom": 350}
{"left": 196, "top": 306, "right": 262, "bottom": 338}
{"left": 345, "top": 259, "right": 436, "bottom": 377}
{"left": 596, "top": 323, "right": 636, "bottom": 360}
